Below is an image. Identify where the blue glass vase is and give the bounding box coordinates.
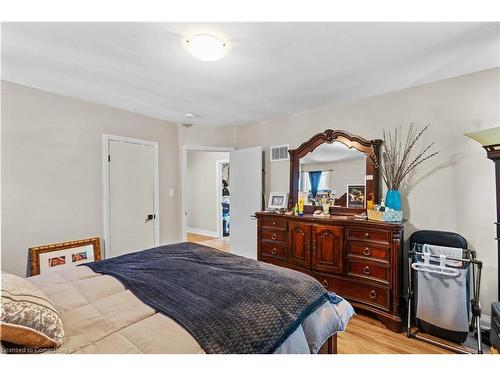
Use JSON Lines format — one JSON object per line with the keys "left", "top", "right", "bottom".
{"left": 385, "top": 190, "right": 401, "bottom": 211}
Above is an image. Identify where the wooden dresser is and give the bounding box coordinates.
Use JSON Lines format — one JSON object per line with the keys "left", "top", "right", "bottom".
{"left": 256, "top": 211, "right": 404, "bottom": 332}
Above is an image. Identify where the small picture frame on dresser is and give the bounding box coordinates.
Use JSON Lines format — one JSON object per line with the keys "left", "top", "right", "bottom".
{"left": 347, "top": 184, "right": 366, "bottom": 208}
{"left": 268, "top": 192, "right": 288, "bottom": 210}
{"left": 29, "top": 237, "right": 101, "bottom": 276}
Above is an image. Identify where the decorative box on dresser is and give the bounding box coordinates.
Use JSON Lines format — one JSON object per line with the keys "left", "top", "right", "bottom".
{"left": 256, "top": 212, "right": 404, "bottom": 332}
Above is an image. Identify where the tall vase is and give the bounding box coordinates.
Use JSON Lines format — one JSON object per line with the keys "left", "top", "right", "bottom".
{"left": 385, "top": 190, "right": 401, "bottom": 211}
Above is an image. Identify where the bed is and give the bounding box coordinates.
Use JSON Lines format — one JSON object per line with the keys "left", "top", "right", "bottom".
{"left": 5, "top": 242, "right": 354, "bottom": 354}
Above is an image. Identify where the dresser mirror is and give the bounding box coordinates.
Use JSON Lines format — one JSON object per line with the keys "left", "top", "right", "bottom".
{"left": 289, "top": 129, "right": 382, "bottom": 214}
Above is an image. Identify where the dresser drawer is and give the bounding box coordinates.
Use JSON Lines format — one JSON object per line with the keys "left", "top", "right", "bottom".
{"left": 315, "top": 273, "right": 390, "bottom": 311}
{"left": 347, "top": 242, "right": 389, "bottom": 261}
{"left": 261, "top": 228, "right": 288, "bottom": 243}
{"left": 347, "top": 259, "right": 390, "bottom": 285}
{"left": 260, "top": 241, "right": 287, "bottom": 261}
{"left": 347, "top": 227, "right": 391, "bottom": 244}
{"left": 260, "top": 219, "right": 288, "bottom": 230}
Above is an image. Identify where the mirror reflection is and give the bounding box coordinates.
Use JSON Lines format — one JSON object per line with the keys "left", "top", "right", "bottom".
{"left": 298, "top": 142, "right": 366, "bottom": 207}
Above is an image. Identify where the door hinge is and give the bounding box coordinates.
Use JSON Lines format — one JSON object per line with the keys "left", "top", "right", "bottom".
{"left": 108, "top": 154, "right": 111, "bottom": 162}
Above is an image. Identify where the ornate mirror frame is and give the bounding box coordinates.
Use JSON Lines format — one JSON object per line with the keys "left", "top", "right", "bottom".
{"left": 288, "top": 129, "right": 383, "bottom": 215}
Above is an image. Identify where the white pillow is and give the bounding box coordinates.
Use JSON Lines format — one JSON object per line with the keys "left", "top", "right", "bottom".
{"left": 1, "top": 272, "right": 64, "bottom": 348}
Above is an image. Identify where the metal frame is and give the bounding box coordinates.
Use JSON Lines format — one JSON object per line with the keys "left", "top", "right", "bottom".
{"left": 406, "top": 246, "right": 483, "bottom": 354}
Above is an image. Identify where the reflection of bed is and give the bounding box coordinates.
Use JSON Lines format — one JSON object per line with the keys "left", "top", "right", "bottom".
{"left": 28, "top": 243, "right": 353, "bottom": 354}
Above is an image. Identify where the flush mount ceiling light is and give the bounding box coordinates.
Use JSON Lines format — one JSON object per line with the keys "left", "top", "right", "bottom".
{"left": 185, "top": 34, "right": 227, "bottom": 62}
{"left": 184, "top": 112, "right": 196, "bottom": 118}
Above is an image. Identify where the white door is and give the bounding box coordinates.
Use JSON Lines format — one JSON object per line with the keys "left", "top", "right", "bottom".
{"left": 107, "top": 138, "right": 158, "bottom": 258}
{"left": 229, "top": 146, "right": 262, "bottom": 259}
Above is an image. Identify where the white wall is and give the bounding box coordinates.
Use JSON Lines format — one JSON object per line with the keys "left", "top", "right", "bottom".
{"left": 1, "top": 81, "right": 181, "bottom": 276}
{"left": 235, "top": 68, "right": 500, "bottom": 313}
{"left": 186, "top": 151, "right": 229, "bottom": 236}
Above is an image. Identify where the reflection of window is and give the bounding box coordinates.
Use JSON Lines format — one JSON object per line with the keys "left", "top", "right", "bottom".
{"left": 300, "top": 171, "right": 331, "bottom": 192}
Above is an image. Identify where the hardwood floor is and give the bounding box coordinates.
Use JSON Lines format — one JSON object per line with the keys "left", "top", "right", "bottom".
{"left": 187, "top": 232, "right": 231, "bottom": 252}
{"left": 337, "top": 313, "right": 451, "bottom": 354}
{"left": 185, "top": 233, "right": 486, "bottom": 354}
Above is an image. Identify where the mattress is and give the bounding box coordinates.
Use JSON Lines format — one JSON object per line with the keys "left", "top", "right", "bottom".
{"left": 28, "top": 265, "right": 354, "bottom": 354}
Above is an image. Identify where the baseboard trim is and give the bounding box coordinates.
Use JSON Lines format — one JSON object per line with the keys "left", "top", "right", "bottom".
{"left": 187, "top": 227, "right": 219, "bottom": 238}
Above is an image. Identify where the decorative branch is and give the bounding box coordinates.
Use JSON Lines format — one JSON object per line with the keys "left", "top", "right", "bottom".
{"left": 372, "top": 123, "right": 439, "bottom": 191}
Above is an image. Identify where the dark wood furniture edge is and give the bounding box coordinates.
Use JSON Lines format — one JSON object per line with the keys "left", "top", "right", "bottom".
{"left": 256, "top": 212, "right": 404, "bottom": 332}
{"left": 288, "top": 129, "right": 382, "bottom": 213}
{"left": 485, "top": 144, "right": 500, "bottom": 300}
{"left": 318, "top": 333, "right": 337, "bottom": 354}
{"left": 29, "top": 237, "right": 101, "bottom": 276}
{"left": 255, "top": 211, "right": 404, "bottom": 229}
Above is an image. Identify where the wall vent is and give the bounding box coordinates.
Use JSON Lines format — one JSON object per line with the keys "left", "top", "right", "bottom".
{"left": 270, "top": 145, "right": 289, "bottom": 162}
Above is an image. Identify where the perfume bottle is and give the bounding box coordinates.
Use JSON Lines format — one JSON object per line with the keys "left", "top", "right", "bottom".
{"left": 380, "top": 198, "right": 386, "bottom": 212}
{"left": 298, "top": 198, "right": 304, "bottom": 216}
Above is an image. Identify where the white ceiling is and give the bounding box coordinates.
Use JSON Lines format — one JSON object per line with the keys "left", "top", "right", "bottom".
{"left": 2, "top": 22, "right": 499, "bottom": 127}
{"left": 300, "top": 142, "right": 365, "bottom": 164}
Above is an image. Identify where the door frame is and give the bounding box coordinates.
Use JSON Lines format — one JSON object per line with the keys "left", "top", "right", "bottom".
{"left": 215, "top": 159, "right": 230, "bottom": 238}
{"left": 181, "top": 146, "right": 234, "bottom": 241}
{"left": 102, "top": 134, "right": 160, "bottom": 259}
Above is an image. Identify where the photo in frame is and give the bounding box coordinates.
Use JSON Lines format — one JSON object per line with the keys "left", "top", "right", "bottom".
{"left": 29, "top": 237, "right": 101, "bottom": 276}
{"left": 347, "top": 184, "right": 366, "bottom": 209}
{"left": 268, "top": 192, "right": 288, "bottom": 210}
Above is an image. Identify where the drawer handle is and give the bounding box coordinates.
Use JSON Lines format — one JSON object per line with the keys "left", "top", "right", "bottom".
{"left": 272, "top": 248, "right": 277, "bottom": 255}
{"left": 363, "top": 266, "right": 371, "bottom": 275}
{"left": 369, "top": 290, "right": 377, "bottom": 299}
{"left": 363, "top": 247, "right": 371, "bottom": 256}
{"left": 272, "top": 221, "right": 276, "bottom": 226}
{"left": 322, "top": 279, "right": 329, "bottom": 288}
{"left": 364, "top": 232, "right": 370, "bottom": 238}
{"left": 271, "top": 233, "right": 278, "bottom": 240}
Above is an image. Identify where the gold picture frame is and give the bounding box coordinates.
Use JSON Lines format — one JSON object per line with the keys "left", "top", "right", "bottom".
{"left": 29, "top": 237, "right": 101, "bottom": 276}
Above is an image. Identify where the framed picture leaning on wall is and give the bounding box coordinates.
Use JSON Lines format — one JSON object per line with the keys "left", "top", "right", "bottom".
{"left": 29, "top": 237, "right": 101, "bottom": 276}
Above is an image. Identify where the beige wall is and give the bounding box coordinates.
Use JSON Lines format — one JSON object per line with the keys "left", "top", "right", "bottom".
{"left": 179, "top": 124, "right": 236, "bottom": 148}
{"left": 186, "top": 151, "right": 229, "bottom": 235}
{"left": 236, "top": 68, "right": 500, "bottom": 314}
{"left": 1, "top": 81, "right": 181, "bottom": 276}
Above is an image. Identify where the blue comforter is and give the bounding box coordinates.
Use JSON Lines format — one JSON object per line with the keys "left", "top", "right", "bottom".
{"left": 85, "top": 242, "right": 340, "bottom": 354}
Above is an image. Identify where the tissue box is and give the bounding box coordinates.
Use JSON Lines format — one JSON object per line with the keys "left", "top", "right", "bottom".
{"left": 367, "top": 209, "right": 403, "bottom": 222}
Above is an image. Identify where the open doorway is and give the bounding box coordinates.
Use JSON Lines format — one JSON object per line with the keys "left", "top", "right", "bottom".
{"left": 181, "top": 145, "right": 262, "bottom": 257}
{"left": 216, "top": 160, "right": 231, "bottom": 238}
{"left": 183, "top": 149, "right": 231, "bottom": 244}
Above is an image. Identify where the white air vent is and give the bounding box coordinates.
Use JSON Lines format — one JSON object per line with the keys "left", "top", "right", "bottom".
{"left": 270, "top": 144, "right": 289, "bottom": 162}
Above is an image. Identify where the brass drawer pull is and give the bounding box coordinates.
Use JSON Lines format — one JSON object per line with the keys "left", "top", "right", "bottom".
{"left": 364, "top": 232, "right": 370, "bottom": 238}
{"left": 363, "top": 247, "right": 371, "bottom": 256}
{"left": 271, "top": 233, "right": 278, "bottom": 240}
{"left": 322, "top": 279, "right": 329, "bottom": 288}
{"left": 363, "top": 266, "right": 371, "bottom": 275}
{"left": 369, "top": 290, "right": 377, "bottom": 299}
{"left": 271, "top": 248, "right": 277, "bottom": 255}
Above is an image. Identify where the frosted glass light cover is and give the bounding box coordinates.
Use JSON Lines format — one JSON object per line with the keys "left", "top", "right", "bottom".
{"left": 186, "top": 34, "right": 226, "bottom": 62}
